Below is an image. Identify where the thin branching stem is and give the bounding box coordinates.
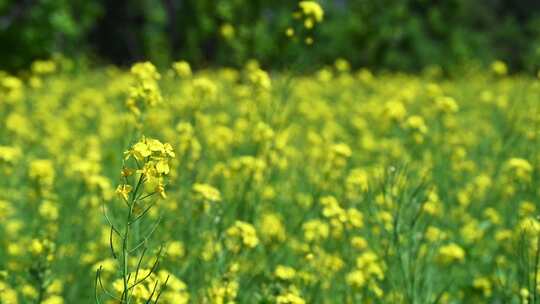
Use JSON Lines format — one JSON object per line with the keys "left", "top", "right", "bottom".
{"left": 130, "top": 200, "right": 158, "bottom": 225}
{"left": 153, "top": 275, "right": 170, "bottom": 304}
{"left": 97, "top": 268, "right": 122, "bottom": 301}
{"left": 145, "top": 280, "right": 160, "bottom": 304}
{"left": 94, "top": 267, "right": 102, "bottom": 304}
{"left": 129, "top": 216, "right": 163, "bottom": 254}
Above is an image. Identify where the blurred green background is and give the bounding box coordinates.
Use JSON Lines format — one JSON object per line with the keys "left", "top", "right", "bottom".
{"left": 1, "top": 0, "right": 540, "bottom": 72}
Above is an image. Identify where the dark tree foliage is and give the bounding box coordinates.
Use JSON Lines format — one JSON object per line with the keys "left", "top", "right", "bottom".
{"left": 1, "top": 0, "right": 540, "bottom": 72}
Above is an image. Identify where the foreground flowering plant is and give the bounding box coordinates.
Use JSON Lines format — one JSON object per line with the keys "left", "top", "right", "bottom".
{"left": 96, "top": 137, "right": 177, "bottom": 303}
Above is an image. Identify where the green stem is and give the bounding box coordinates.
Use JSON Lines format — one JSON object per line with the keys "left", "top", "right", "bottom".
{"left": 122, "top": 173, "right": 144, "bottom": 303}
{"left": 122, "top": 201, "right": 134, "bottom": 303}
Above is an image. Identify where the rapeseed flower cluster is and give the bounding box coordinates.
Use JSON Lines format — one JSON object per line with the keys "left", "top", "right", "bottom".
{"left": 126, "top": 62, "right": 163, "bottom": 116}
{"left": 289, "top": 1, "right": 324, "bottom": 44}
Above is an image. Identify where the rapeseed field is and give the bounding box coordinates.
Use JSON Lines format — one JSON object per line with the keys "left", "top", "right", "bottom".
{"left": 1, "top": 57, "right": 539, "bottom": 303}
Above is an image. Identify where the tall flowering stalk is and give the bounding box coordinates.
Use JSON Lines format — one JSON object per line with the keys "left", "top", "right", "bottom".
{"left": 94, "top": 62, "right": 174, "bottom": 304}
{"left": 95, "top": 137, "right": 175, "bottom": 303}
